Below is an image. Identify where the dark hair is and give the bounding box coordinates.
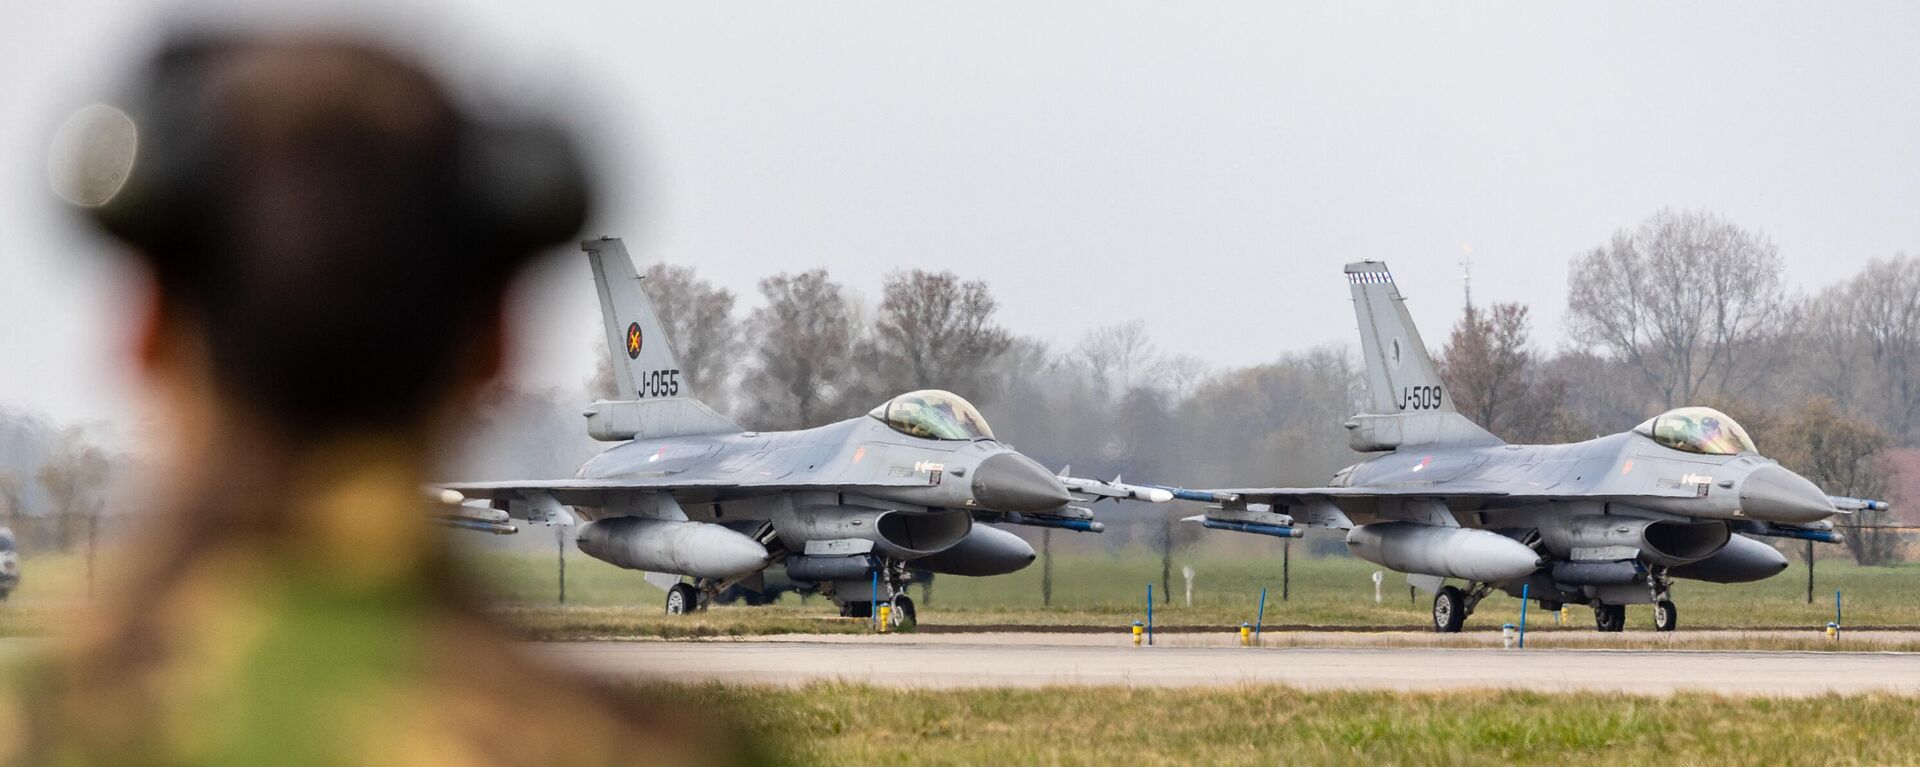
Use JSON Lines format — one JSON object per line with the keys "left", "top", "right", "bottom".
{"left": 85, "top": 36, "right": 591, "bottom": 432}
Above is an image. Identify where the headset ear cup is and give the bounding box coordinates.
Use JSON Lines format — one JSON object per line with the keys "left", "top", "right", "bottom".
{"left": 72, "top": 38, "right": 229, "bottom": 260}
{"left": 458, "top": 119, "right": 592, "bottom": 255}
{"left": 49, "top": 105, "right": 138, "bottom": 208}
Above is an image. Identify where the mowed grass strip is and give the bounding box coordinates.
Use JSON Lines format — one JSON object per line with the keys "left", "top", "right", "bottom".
{"left": 643, "top": 683, "right": 1920, "bottom": 767}
{"left": 458, "top": 547, "right": 1920, "bottom": 631}
{"left": 11, "top": 546, "right": 1919, "bottom": 638}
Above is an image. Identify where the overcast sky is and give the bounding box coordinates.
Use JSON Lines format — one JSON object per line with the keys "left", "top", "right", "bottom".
{"left": 4, "top": 1, "right": 1918, "bottom": 427}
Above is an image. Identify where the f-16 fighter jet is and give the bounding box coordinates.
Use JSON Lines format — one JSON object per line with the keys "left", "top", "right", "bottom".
{"left": 441, "top": 238, "right": 1168, "bottom": 625}
{"left": 1175, "top": 261, "right": 1885, "bottom": 633}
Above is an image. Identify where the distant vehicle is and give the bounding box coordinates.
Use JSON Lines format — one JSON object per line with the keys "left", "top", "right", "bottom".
{"left": 1175, "top": 261, "right": 1881, "bottom": 633}
{"left": 0, "top": 527, "right": 18, "bottom": 600}
{"left": 440, "top": 238, "right": 1167, "bottom": 625}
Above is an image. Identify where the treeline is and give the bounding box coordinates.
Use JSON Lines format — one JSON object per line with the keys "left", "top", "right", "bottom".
{"left": 11, "top": 208, "right": 1909, "bottom": 565}
{"left": 0, "top": 410, "right": 119, "bottom": 554}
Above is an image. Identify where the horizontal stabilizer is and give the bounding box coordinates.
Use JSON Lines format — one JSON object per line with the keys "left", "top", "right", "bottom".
{"left": 584, "top": 398, "right": 739, "bottom": 442}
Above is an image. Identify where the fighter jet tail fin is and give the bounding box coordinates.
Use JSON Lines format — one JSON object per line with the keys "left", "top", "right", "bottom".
{"left": 1344, "top": 261, "right": 1501, "bottom": 450}
{"left": 581, "top": 237, "right": 739, "bottom": 441}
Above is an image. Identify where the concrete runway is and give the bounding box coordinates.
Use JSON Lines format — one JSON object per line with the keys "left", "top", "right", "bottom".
{"left": 535, "top": 635, "right": 1920, "bottom": 696}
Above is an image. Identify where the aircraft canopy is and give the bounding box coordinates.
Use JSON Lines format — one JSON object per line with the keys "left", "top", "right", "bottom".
{"left": 870, "top": 390, "right": 995, "bottom": 441}
{"left": 1634, "top": 406, "right": 1757, "bottom": 456}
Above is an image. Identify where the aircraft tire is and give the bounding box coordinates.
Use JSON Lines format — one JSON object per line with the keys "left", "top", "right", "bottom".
{"left": 890, "top": 595, "right": 917, "bottom": 631}
{"left": 1593, "top": 603, "right": 1626, "bottom": 632}
{"left": 1432, "top": 586, "right": 1466, "bottom": 633}
{"left": 841, "top": 600, "right": 873, "bottom": 619}
{"left": 664, "top": 583, "right": 699, "bottom": 615}
{"left": 1653, "top": 600, "right": 1678, "bottom": 632}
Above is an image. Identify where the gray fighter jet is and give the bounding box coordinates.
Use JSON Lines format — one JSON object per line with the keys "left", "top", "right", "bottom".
{"left": 1175, "top": 261, "right": 1886, "bottom": 633}
{"left": 441, "top": 238, "right": 1168, "bottom": 624}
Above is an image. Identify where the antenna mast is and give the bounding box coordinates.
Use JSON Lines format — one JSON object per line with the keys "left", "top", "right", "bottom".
{"left": 1460, "top": 257, "right": 1474, "bottom": 311}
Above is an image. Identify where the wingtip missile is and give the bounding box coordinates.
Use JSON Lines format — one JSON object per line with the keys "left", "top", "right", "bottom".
{"left": 1829, "top": 496, "right": 1891, "bottom": 513}
{"left": 1060, "top": 475, "right": 1176, "bottom": 504}
{"left": 1149, "top": 485, "right": 1240, "bottom": 504}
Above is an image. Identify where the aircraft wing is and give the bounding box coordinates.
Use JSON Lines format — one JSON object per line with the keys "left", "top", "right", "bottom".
{"left": 439, "top": 478, "right": 739, "bottom": 508}
{"left": 1160, "top": 482, "right": 1710, "bottom": 536}
{"left": 437, "top": 475, "right": 941, "bottom": 524}
{"left": 1175, "top": 483, "right": 1706, "bottom": 504}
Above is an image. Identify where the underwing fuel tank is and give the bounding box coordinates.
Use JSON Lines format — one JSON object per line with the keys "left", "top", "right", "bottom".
{"left": 1667, "top": 533, "right": 1790, "bottom": 583}
{"left": 909, "top": 524, "right": 1036, "bottom": 576}
{"left": 576, "top": 516, "right": 770, "bottom": 578}
{"left": 1346, "top": 522, "right": 1543, "bottom": 582}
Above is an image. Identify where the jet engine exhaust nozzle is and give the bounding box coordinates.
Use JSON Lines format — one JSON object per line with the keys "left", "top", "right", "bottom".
{"left": 1739, "top": 465, "right": 1836, "bottom": 524}
{"left": 972, "top": 452, "right": 1073, "bottom": 512}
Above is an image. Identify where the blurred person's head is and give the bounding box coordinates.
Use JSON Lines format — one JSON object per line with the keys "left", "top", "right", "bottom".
{"left": 53, "top": 32, "right": 590, "bottom": 445}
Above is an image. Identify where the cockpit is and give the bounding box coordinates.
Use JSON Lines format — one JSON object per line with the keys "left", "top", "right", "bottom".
{"left": 1633, "top": 406, "right": 1757, "bottom": 456}
{"left": 869, "top": 390, "right": 995, "bottom": 441}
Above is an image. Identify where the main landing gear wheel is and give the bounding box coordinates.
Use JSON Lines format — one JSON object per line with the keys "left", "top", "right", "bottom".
{"left": 664, "top": 583, "right": 699, "bottom": 615}
{"left": 1432, "top": 586, "right": 1466, "bottom": 633}
{"left": 840, "top": 600, "right": 873, "bottom": 619}
{"left": 1593, "top": 603, "right": 1626, "bottom": 632}
{"left": 890, "top": 595, "right": 917, "bottom": 631}
{"left": 1653, "top": 600, "right": 1678, "bottom": 632}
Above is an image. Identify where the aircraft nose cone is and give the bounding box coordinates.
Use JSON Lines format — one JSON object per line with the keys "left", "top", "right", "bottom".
{"left": 972, "top": 452, "right": 1072, "bottom": 512}
{"left": 1739, "top": 464, "right": 1835, "bottom": 524}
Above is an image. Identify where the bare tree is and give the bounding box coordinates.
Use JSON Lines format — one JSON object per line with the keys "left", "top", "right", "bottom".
{"left": 36, "top": 431, "right": 107, "bottom": 552}
{"left": 1174, "top": 347, "right": 1362, "bottom": 487}
{"left": 1437, "top": 302, "right": 1574, "bottom": 443}
{"left": 588, "top": 263, "right": 740, "bottom": 412}
{"left": 1802, "top": 254, "right": 1920, "bottom": 444}
{"left": 740, "top": 270, "right": 864, "bottom": 430}
{"left": 1076, "top": 320, "right": 1161, "bottom": 403}
{"left": 1539, "top": 351, "right": 1649, "bottom": 439}
{"left": 867, "top": 269, "right": 1012, "bottom": 401}
{"left": 36, "top": 429, "right": 111, "bottom": 593}
{"left": 0, "top": 473, "right": 22, "bottom": 542}
{"left": 1749, "top": 399, "right": 1899, "bottom": 565}
{"left": 1566, "top": 209, "right": 1793, "bottom": 408}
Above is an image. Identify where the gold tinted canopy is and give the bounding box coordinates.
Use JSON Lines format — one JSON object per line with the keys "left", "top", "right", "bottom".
{"left": 1634, "top": 406, "right": 1757, "bottom": 456}
{"left": 870, "top": 390, "right": 995, "bottom": 440}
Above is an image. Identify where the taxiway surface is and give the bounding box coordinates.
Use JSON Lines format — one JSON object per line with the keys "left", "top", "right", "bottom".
{"left": 535, "top": 635, "right": 1920, "bottom": 696}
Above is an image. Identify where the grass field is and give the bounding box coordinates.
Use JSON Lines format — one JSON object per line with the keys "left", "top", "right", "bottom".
{"left": 458, "top": 545, "right": 1916, "bottom": 635}
{"left": 639, "top": 682, "right": 1920, "bottom": 766}
{"left": 9, "top": 549, "right": 1920, "bottom": 764}
{"left": 7, "top": 545, "right": 1915, "bottom": 640}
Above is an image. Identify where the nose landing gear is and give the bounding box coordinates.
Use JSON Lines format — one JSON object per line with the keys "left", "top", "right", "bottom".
{"left": 1648, "top": 568, "right": 1678, "bottom": 632}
